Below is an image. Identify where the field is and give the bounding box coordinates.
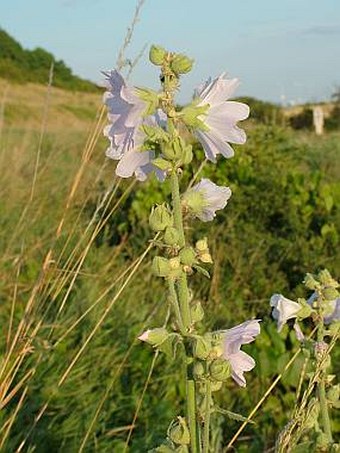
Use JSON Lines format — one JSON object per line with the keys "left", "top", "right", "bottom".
{"left": 0, "top": 76, "right": 339, "bottom": 452}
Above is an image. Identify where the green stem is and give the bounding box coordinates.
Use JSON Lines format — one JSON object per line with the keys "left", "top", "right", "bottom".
{"left": 187, "top": 378, "right": 199, "bottom": 453}
{"left": 203, "top": 380, "right": 212, "bottom": 453}
{"left": 318, "top": 379, "right": 333, "bottom": 443}
{"left": 170, "top": 169, "right": 185, "bottom": 247}
{"left": 316, "top": 321, "right": 333, "bottom": 443}
{"left": 167, "top": 278, "right": 185, "bottom": 335}
{"left": 170, "top": 168, "right": 199, "bottom": 452}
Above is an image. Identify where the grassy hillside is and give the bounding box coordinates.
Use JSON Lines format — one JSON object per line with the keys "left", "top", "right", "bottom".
{"left": 0, "top": 28, "right": 100, "bottom": 92}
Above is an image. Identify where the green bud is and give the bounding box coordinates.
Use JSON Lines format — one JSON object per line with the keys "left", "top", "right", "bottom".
{"left": 162, "top": 137, "right": 186, "bottom": 161}
{"left": 164, "top": 227, "right": 180, "bottom": 246}
{"left": 192, "top": 361, "right": 205, "bottom": 379}
{"left": 318, "top": 269, "right": 339, "bottom": 287}
{"left": 179, "top": 247, "right": 196, "bottom": 266}
{"left": 139, "top": 327, "right": 169, "bottom": 346}
{"left": 170, "top": 54, "right": 194, "bottom": 75}
{"left": 152, "top": 157, "right": 173, "bottom": 171}
{"left": 167, "top": 416, "right": 190, "bottom": 445}
{"left": 149, "top": 204, "right": 173, "bottom": 231}
{"left": 304, "top": 273, "right": 320, "bottom": 291}
{"left": 190, "top": 301, "right": 205, "bottom": 323}
{"left": 152, "top": 256, "right": 171, "bottom": 277}
{"left": 209, "top": 358, "right": 231, "bottom": 381}
{"left": 322, "top": 286, "right": 339, "bottom": 301}
{"left": 192, "top": 336, "right": 211, "bottom": 360}
{"left": 149, "top": 45, "right": 167, "bottom": 66}
{"left": 180, "top": 145, "right": 193, "bottom": 165}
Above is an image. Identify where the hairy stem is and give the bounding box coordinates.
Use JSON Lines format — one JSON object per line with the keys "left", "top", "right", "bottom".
{"left": 170, "top": 168, "right": 199, "bottom": 452}
{"left": 167, "top": 278, "right": 185, "bottom": 335}
{"left": 318, "top": 379, "right": 333, "bottom": 443}
{"left": 203, "top": 380, "right": 212, "bottom": 453}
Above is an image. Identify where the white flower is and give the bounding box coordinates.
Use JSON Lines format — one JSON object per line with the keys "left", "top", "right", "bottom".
{"left": 193, "top": 74, "right": 249, "bottom": 162}
{"left": 222, "top": 319, "right": 261, "bottom": 387}
{"left": 270, "top": 294, "right": 302, "bottom": 332}
{"left": 103, "top": 70, "right": 165, "bottom": 181}
{"left": 184, "top": 178, "right": 232, "bottom": 221}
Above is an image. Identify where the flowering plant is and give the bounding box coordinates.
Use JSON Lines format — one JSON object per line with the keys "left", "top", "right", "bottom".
{"left": 103, "top": 45, "right": 258, "bottom": 452}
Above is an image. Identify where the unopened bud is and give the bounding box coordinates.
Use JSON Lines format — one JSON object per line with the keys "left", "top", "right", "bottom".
{"left": 179, "top": 247, "right": 196, "bottom": 266}
{"left": 168, "top": 416, "right": 190, "bottom": 445}
{"left": 170, "top": 54, "right": 194, "bottom": 75}
{"left": 138, "top": 327, "right": 169, "bottom": 346}
{"left": 149, "top": 45, "right": 167, "bottom": 66}
{"left": 322, "top": 287, "right": 339, "bottom": 301}
{"left": 196, "top": 238, "right": 209, "bottom": 252}
{"left": 192, "top": 361, "right": 205, "bottom": 379}
{"left": 304, "top": 273, "right": 320, "bottom": 291}
{"left": 192, "top": 336, "right": 211, "bottom": 360}
{"left": 152, "top": 256, "right": 171, "bottom": 277}
{"left": 164, "top": 227, "right": 180, "bottom": 246}
{"left": 149, "top": 204, "right": 173, "bottom": 231}
{"left": 190, "top": 301, "right": 204, "bottom": 323}
{"left": 209, "top": 358, "right": 231, "bottom": 381}
{"left": 181, "top": 145, "right": 193, "bottom": 165}
{"left": 327, "top": 384, "right": 340, "bottom": 405}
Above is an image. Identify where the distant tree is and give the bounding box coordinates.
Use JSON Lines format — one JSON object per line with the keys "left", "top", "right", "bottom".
{"left": 0, "top": 28, "right": 100, "bottom": 92}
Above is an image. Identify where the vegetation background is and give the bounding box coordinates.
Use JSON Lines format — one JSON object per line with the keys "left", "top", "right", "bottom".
{"left": 0, "top": 23, "right": 339, "bottom": 453}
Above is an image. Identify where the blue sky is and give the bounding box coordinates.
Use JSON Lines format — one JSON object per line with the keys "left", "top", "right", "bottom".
{"left": 1, "top": 0, "right": 340, "bottom": 104}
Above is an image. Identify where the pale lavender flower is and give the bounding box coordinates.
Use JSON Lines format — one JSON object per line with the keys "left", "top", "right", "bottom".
{"left": 103, "top": 70, "right": 165, "bottom": 181}
{"left": 270, "top": 294, "right": 301, "bottom": 332}
{"left": 222, "top": 319, "right": 261, "bottom": 387}
{"left": 103, "top": 70, "right": 147, "bottom": 158}
{"left": 324, "top": 297, "right": 340, "bottom": 324}
{"left": 193, "top": 74, "right": 249, "bottom": 162}
{"left": 187, "top": 178, "right": 232, "bottom": 221}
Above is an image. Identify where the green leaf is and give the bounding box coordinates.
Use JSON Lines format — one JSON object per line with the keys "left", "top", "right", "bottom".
{"left": 192, "top": 265, "right": 210, "bottom": 279}
{"left": 152, "top": 158, "right": 172, "bottom": 171}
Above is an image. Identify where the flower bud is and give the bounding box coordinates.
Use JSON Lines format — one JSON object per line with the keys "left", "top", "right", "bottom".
{"left": 138, "top": 327, "right": 169, "bottom": 346}
{"left": 162, "top": 137, "right": 185, "bottom": 161}
{"left": 149, "top": 204, "right": 173, "bottom": 231}
{"left": 164, "top": 227, "right": 180, "bottom": 246}
{"left": 209, "top": 358, "right": 231, "bottom": 381}
{"left": 179, "top": 247, "right": 196, "bottom": 266}
{"left": 170, "top": 54, "right": 194, "bottom": 75}
{"left": 152, "top": 256, "right": 171, "bottom": 277}
{"left": 192, "top": 361, "right": 205, "bottom": 379}
{"left": 181, "top": 145, "right": 193, "bottom": 165}
{"left": 322, "top": 287, "right": 339, "bottom": 301}
{"left": 169, "top": 257, "right": 183, "bottom": 279}
{"left": 167, "top": 416, "right": 190, "bottom": 445}
{"left": 190, "top": 301, "right": 204, "bottom": 323}
{"left": 149, "top": 45, "right": 167, "bottom": 65}
{"left": 192, "top": 336, "right": 211, "bottom": 360}
{"left": 318, "top": 269, "right": 339, "bottom": 287}
{"left": 304, "top": 273, "right": 320, "bottom": 291}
